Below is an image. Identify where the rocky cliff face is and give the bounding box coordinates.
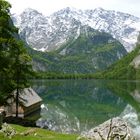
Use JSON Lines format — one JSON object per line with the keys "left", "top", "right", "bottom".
{"left": 13, "top": 7, "right": 140, "bottom": 52}
{"left": 29, "top": 26, "right": 127, "bottom": 73}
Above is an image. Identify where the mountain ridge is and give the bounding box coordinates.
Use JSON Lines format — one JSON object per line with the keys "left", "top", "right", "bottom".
{"left": 93, "top": 40, "right": 140, "bottom": 79}
{"left": 28, "top": 26, "right": 127, "bottom": 73}
{"left": 13, "top": 7, "right": 140, "bottom": 52}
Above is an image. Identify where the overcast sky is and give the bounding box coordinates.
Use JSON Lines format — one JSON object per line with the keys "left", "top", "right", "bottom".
{"left": 7, "top": 0, "right": 140, "bottom": 17}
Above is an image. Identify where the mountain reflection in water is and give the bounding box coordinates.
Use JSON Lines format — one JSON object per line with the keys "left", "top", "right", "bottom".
{"left": 31, "top": 80, "right": 140, "bottom": 135}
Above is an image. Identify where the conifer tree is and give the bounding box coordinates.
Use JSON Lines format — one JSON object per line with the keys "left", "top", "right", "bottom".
{"left": 0, "top": 0, "right": 33, "bottom": 117}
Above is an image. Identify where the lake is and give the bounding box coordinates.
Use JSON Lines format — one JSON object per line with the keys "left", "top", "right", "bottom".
{"left": 31, "top": 79, "right": 140, "bottom": 135}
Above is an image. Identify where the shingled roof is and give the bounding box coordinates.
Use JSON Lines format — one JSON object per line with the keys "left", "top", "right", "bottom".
{"left": 13, "top": 88, "right": 42, "bottom": 107}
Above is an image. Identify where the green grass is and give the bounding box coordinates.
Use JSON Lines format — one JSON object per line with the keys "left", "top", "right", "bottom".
{"left": 0, "top": 124, "right": 78, "bottom": 140}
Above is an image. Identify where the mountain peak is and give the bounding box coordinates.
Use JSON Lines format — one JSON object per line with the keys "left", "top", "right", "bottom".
{"left": 63, "top": 7, "right": 77, "bottom": 12}
{"left": 94, "top": 7, "right": 105, "bottom": 11}
{"left": 13, "top": 7, "right": 140, "bottom": 52}
{"left": 22, "top": 8, "right": 43, "bottom": 16}
{"left": 52, "top": 7, "right": 81, "bottom": 16}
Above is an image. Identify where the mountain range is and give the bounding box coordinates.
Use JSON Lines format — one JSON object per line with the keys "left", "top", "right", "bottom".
{"left": 13, "top": 7, "right": 140, "bottom": 52}
{"left": 11, "top": 7, "right": 140, "bottom": 75}
{"left": 93, "top": 38, "right": 140, "bottom": 79}
{"left": 28, "top": 26, "right": 126, "bottom": 73}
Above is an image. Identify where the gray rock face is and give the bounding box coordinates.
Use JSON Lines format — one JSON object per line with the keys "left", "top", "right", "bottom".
{"left": 130, "top": 55, "right": 140, "bottom": 68}
{"left": 13, "top": 7, "right": 140, "bottom": 52}
{"left": 78, "top": 117, "right": 135, "bottom": 140}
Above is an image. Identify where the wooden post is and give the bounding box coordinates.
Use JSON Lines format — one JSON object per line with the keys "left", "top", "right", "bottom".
{"left": 16, "top": 88, "right": 19, "bottom": 118}
{"left": 0, "top": 112, "right": 3, "bottom": 129}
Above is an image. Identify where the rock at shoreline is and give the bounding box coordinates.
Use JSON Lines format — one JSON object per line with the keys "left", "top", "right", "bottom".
{"left": 77, "top": 117, "right": 135, "bottom": 140}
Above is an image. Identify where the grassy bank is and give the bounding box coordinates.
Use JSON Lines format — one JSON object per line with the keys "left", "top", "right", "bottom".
{"left": 0, "top": 124, "right": 78, "bottom": 140}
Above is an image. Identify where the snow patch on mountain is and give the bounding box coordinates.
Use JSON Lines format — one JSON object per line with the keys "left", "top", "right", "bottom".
{"left": 13, "top": 7, "right": 140, "bottom": 52}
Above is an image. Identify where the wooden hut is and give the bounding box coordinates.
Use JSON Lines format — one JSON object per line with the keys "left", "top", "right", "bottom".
{"left": 5, "top": 88, "right": 42, "bottom": 118}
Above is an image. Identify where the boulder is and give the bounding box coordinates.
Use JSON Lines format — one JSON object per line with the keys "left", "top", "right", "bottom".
{"left": 77, "top": 117, "right": 135, "bottom": 140}
{"left": 0, "top": 123, "right": 16, "bottom": 139}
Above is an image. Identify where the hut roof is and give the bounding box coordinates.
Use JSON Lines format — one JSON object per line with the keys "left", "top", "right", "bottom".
{"left": 13, "top": 88, "right": 42, "bottom": 107}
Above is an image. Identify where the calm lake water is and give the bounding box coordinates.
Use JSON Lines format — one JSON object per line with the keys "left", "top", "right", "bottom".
{"left": 31, "top": 79, "right": 140, "bottom": 136}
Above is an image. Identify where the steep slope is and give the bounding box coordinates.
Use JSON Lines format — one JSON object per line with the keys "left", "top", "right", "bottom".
{"left": 29, "top": 26, "right": 127, "bottom": 73}
{"left": 13, "top": 8, "right": 83, "bottom": 52}
{"left": 13, "top": 7, "right": 140, "bottom": 52}
{"left": 94, "top": 41, "right": 140, "bottom": 79}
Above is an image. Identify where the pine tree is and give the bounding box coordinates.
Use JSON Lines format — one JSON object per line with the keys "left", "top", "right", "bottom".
{"left": 9, "top": 39, "right": 33, "bottom": 117}
{"left": 0, "top": 0, "right": 33, "bottom": 117}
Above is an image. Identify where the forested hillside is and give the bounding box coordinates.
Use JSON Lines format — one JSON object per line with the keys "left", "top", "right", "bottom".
{"left": 94, "top": 41, "right": 140, "bottom": 79}
{"left": 28, "top": 26, "right": 127, "bottom": 74}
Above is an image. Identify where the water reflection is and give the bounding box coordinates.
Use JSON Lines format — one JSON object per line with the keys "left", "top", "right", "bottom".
{"left": 31, "top": 80, "right": 140, "bottom": 134}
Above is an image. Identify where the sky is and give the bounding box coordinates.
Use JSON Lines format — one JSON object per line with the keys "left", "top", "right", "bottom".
{"left": 7, "top": 0, "right": 140, "bottom": 17}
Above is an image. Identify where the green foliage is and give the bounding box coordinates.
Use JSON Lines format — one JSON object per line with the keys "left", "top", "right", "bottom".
{"left": 93, "top": 44, "right": 140, "bottom": 79}
{"left": 0, "top": 0, "right": 11, "bottom": 14}
{"left": 0, "top": 0, "right": 33, "bottom": 106}
{"left": 29, "top": 28, "right": 127, "bottom": 74}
